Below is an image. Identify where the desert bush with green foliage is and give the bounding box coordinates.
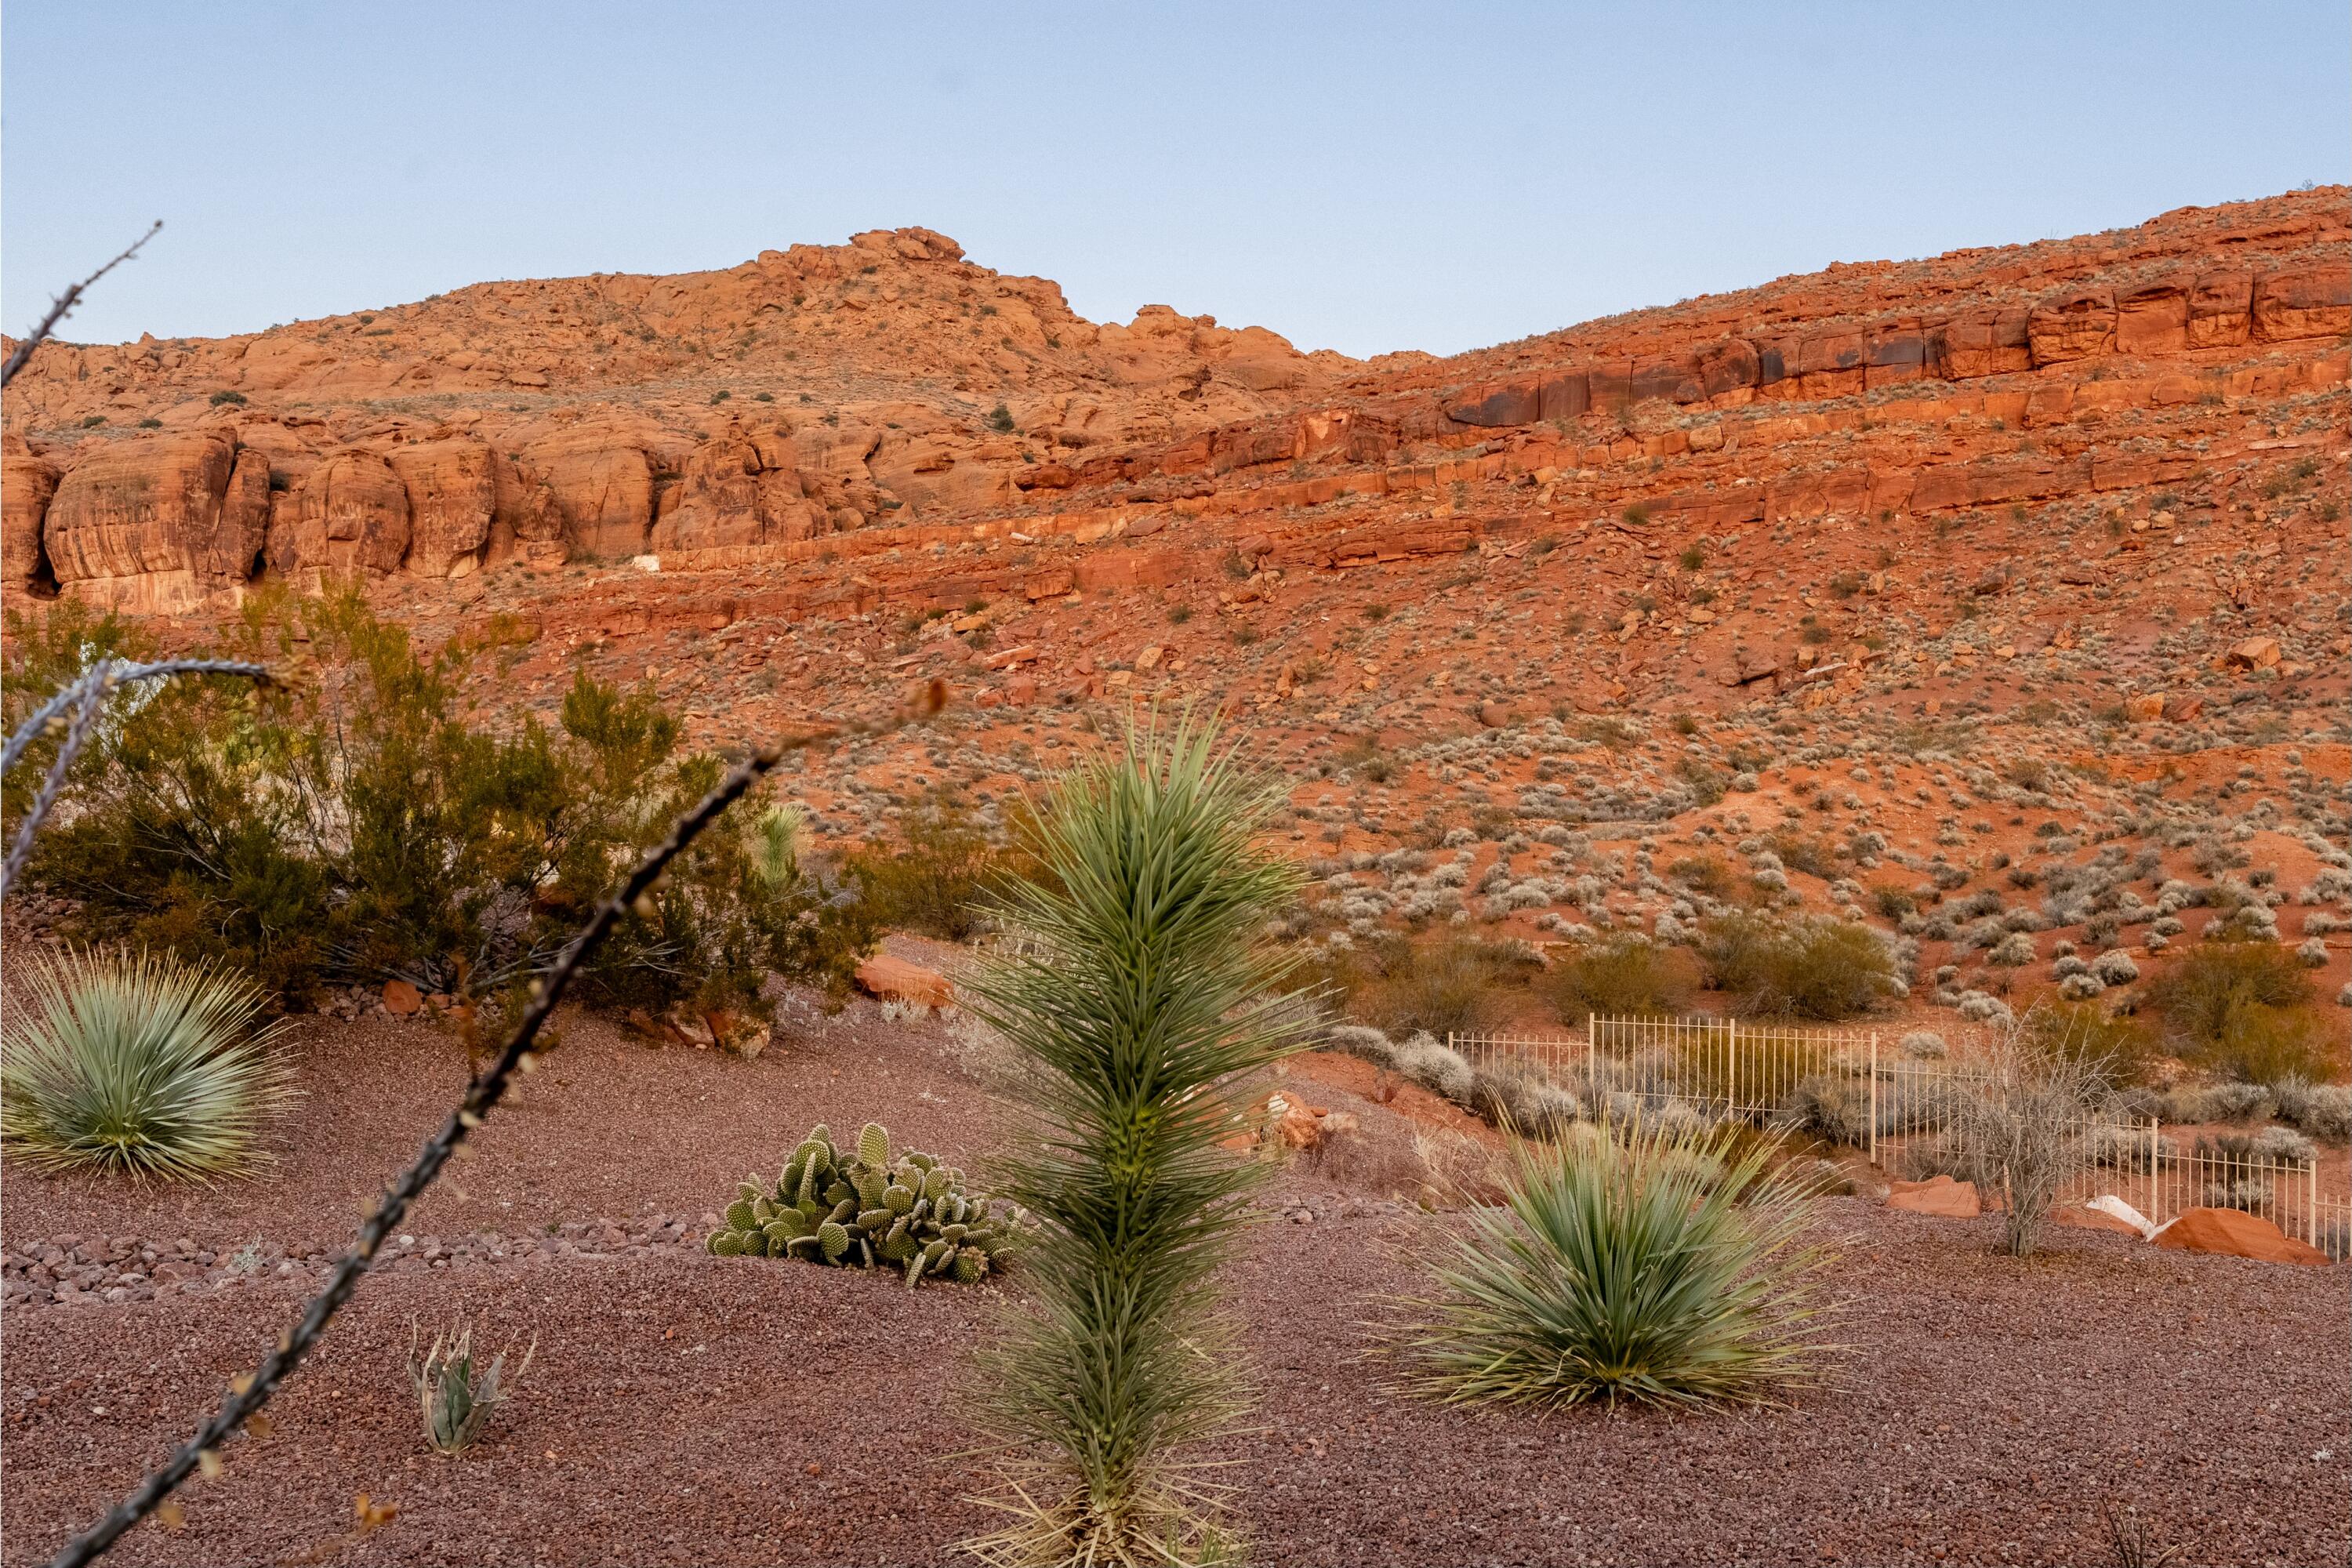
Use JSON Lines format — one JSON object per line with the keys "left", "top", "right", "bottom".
{"left": 2024, "top": 1000, "right": 2159, "bottom": 1089}
{"left": 2143, "top": 935, "right": 2338, "bottom": 1086}
{"left": 0, "top": 949, "right": 293, "bottom": 1181}
{"left": 4, "top": 593, "right": 874, "bottom": 1019}
{"left": 845, "top": 792, "right": 1036, "bottom": 942}
{"left": 960, "top": 718, "right": 1312, "bottom": 1566}
{"left": 1387, "top": 1119, "right": 1839, "bottom": 1409}
{"left": 1332, "top": 934, "right": 1532, "bottom": 1040}
{"left": 705, "top": 1120, "right": 1017, "bottom": 1285}
{"left": 1545, "top": 934, "right": 1693, "bottom": 1020}
{"left": 1697, "top": 913, "right": 1900, "bottom": 1021}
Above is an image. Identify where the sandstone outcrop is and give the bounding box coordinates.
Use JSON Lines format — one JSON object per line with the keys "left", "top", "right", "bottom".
{"left": 273, "top": 449, "right": 412, "bottom": 581}
{"left": 387, "top": 438, "right": 495, "bottom": 577}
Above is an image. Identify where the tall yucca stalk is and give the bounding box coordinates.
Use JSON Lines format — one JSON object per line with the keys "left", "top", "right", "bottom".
{"left": 1, "top": 949, "right": 294, "bottom": 1181}
{"left": 961, "top": 716, "right": 1310, "bottom": 1567}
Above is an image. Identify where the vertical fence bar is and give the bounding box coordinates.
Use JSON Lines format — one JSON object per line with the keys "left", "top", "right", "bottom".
{"left": 2148, "top": 1118, "right": 2160, "bottom": 1227}
{"left": 1587, "top": 1014, "right": 1597, "bottom": 1099}
{"left": 2311, "top": 1158, "right": 2320, "bottom": 1248}
{"left": 1868, "top": 1032, "right": 1880, "bottom": 1167}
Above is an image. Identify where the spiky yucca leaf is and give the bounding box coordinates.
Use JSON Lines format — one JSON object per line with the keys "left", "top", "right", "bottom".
{"left": 960, "top": 714, "right": 1312, "bottom": 1567}
{"left": 1388, "top": 1118, "right": 1842, "bottom": 1410}
{"left": 0, "top": 949, "right": 293, "bottom": 1181}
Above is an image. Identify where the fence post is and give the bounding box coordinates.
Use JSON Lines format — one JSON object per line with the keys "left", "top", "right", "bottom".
{"left": 1726, "top": 1015, "right": 1738, "bottom": 1119}
{"left": 1868, "top": 1032, "right": 1879, "bottom": 1167}
{"left": 2312, "top": 1158, "right": 2321, "bottom": 1248}
{"left": 1587, "top": 1013, "right": 1597, "bottom": 1097}
{"left": 2148, "top": 1117, "right": 2161, "bottom": 1225}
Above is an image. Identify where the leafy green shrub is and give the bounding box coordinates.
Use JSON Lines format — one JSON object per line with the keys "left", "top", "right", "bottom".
{"left": 1545, "top": 935, "right": 1693, "bottom": 1020}
{"left": 1388, "top": 1119, "right": 1838, "bottom": 1408}
{"left": 5, "top": 592, "right": 873, "bottom": 1019}
{"left": 706, "top": 1120, "right": 1016, "bottom": 1285}
{"left": 0, "top": 949, "right": 293, "bottom": 1180}
{"left": 846, "top": 793, "right": 1030, "bottom": 942}
{"left": 961, "top": 719, "right": 1312, "bottom": 1565}
{"left": 1356, "top": 936, "right": 1518, "bottom": 1040}
{"left": 2024, "top": 1000, "right": 2159, "bottom": 1088}
{"left": 2145, "top": 935, "right": 2335, "bottom": 1083}
{"left": 1697, "top": 913, "right": 1899, "bottom": 1021}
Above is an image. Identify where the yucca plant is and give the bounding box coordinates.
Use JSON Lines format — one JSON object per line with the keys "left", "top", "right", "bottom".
{"left": 960, "top": 716, "right": 1312, "bottom": 1567}
{"left": 0, "top": 949, "right": 293, "bottom": 1181}
{"left": 411, "top": 1317, "right": 535, "bottom": 1456}
{"left": 1388, "top": 1117, "right": 1841, "bottom": 1410}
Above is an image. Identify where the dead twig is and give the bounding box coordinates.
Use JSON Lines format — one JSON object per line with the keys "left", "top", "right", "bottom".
{"left": 43, "top": 679, "right": 946, "bottom": 1568}
{"left": 2, "top": 221, "right": 164, "bottom": 389}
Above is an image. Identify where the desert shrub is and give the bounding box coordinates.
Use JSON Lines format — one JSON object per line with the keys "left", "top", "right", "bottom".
{"left": 1775, "top": 1074, "right": 1873, "bottom": 1145}
{"left": 2274, "top": 1077, "right": 2352, "bottom": 1143}
{"left": 2024, "top": 1001, "right": 2159, "bottom": 1088}
{"left": 1666, "top": 855, "right": 1734, "bottom": 899}
{"left": 1939, "top": 1017, "right": 2114, "bottom": 1257}
{"left": 704, "top": 1120, "right": 1015, "bottom": 1283}
{"left": 2147, "top": 935, "right": 2336, "bottom": 1084}
{"left": 6, "top": 593, "right": 872, "bottom": 1018}
{"left": 1355, "top": 936, "right": 1517, "bottom": 1040}
{"left": 412, "top": 1317, "right": 533, "bottom": 1456}
{"left": 1387, "top": 1120, "right": 1839, "bottom": 1409}
{"left": 960, "top": 719, "right": 1313, "bottom": 1565}
{"left": 1544, "top": 934, "right": 1693, "bottom": 1021}
{"left": 0, "top": 950, "right": 294, "bottom": 1181}
{"left": 1899, "top": 1029, "right": 1948, "bottom": 1060}
{"left": 847, "top": 792, "right": 1032, "bottom": 942}
{"left": 1697, "top": 913, "right": 1900, "bottom": 1021}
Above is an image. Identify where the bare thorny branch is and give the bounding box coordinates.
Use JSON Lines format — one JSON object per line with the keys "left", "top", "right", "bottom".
{"left": 34, "top": 678, "right": 947, "bottom": 1568}
{"left": 1, "top": 220, "right": 164, "bottom": 390}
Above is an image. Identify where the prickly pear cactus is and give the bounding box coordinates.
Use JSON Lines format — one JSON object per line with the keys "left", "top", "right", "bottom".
{"left": 700, "top": 1119, "right": 1022, "bottom": 1286}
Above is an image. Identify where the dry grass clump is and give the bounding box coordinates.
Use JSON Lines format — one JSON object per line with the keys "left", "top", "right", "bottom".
{"left": 1936, "top": 1011, "right": 2116, "bottom": 1257}
{"left": 1386, "top": 1118, "right": 1841, "bottom": 1410}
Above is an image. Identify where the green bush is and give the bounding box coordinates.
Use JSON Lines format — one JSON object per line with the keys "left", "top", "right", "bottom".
{"left": 0, "top": 949, "right": 293, "bottom": 1180}
{"left": 846, "top": 793, "right": 1031, "bottom": 942}
{"left": 2147, "top": 935, "right": 2336, "bottom": 1084}
{"left": 1388, "top": 1119, "right": 1838, "bottom": 1409}
{"left": 1356, "top": 936, "right": 1520, "bottom": 1040}
{"left": 1698, "top": 913, "right": 1900, "bottom": 1021}
{"left": 5, "top": 592, "right": 873, "bottom": 1019}
{"left": 1545, "top": 934, "right": 1693, "bottom": 1020}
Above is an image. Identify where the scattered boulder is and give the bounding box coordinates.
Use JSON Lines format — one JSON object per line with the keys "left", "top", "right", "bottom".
{"left": 1887, "top": 1174, "right": 1982, "bottom": 1218}
{"left": 855, "top": 953, "right": 954, "bottom": 1010}
{"left": 381, "top": 978, "right": 423, "bottom": 1016}
{"left": 2150, "top": 1207, "right": 2330, "bottom": 1265}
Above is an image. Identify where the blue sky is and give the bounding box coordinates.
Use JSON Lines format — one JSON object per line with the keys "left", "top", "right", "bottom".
{"left": 5, "top": 3, "right": 2346, "bottom": 358}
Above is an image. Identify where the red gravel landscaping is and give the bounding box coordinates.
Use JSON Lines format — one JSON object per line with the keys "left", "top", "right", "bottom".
{"left": 2, "top": 996, "right": 2344, "bottom": 1567}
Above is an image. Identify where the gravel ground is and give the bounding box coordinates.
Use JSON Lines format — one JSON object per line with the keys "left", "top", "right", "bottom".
{"left": 3, "top": 990, "right": 2346, "bottom": 1566}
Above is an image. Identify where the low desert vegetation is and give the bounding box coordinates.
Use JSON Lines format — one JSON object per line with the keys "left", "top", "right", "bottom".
{"left": 703, "top": 1120, "right": 1017, "bottom": 1284}
{"left": 4, "top": 594, "right": 876, "bottom": 1022}
{"left": 1697, "top": 912, "right": 1902, "bottom": 1022}
{"left": 1544, "top": 933, "right": 1694, "bottom": 1020}
{"left": 411, "top": 1316, "right": 533, "bottom": 1457}
{"left": 1387, "top": 1118, "right": 1840, "bottom": 1409}
{"left": 846, "top": 793, "right": 1035, "bottom": 942}
{"left": 0, "top": 949, "right": 293, "bottom": 1181}
{"left": 2146, "top": 934, "right": 2335, "bottom": 1087}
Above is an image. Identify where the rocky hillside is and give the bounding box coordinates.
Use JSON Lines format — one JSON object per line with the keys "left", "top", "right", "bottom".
{"left": 4, "top": 190, "right": 2349, "bottom": 1028}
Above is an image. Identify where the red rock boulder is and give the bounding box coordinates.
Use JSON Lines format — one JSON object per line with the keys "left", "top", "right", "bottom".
{"left": 2, "top": 441, "right": 60, "bottom": 591}
{"left": 2150, "top": 1207, "right": 2329, "bottom": 1265}
{"left": 1887, "top": 1174, "right": 1982, "bottom": 1218}
{"left": 43, "top": 431, "right": 246, "bottom": 611}
{"left": 278, "top": 449, "right": 412, "bottom": 579}
{"left": 855, "top": 953, "right": 954, "bottom": 1010}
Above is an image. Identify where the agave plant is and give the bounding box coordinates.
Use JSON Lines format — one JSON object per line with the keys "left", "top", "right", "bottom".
{"left": 960, "top": 715, "right": 1313, "bottom": 1567}
{"left": 411, "top": 1317, "right": 535, "bottom": 1457}
{"left": 0, "top": 949, "right": 294, "bottom": 1181}
{"left": 1389, "top": 1117, "right": 1842, "bottom": 1410}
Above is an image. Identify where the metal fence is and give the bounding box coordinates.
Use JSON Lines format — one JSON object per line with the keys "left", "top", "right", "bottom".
{"left": 1449, "top": 1015, "right": 2347, "bottom": 1253}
